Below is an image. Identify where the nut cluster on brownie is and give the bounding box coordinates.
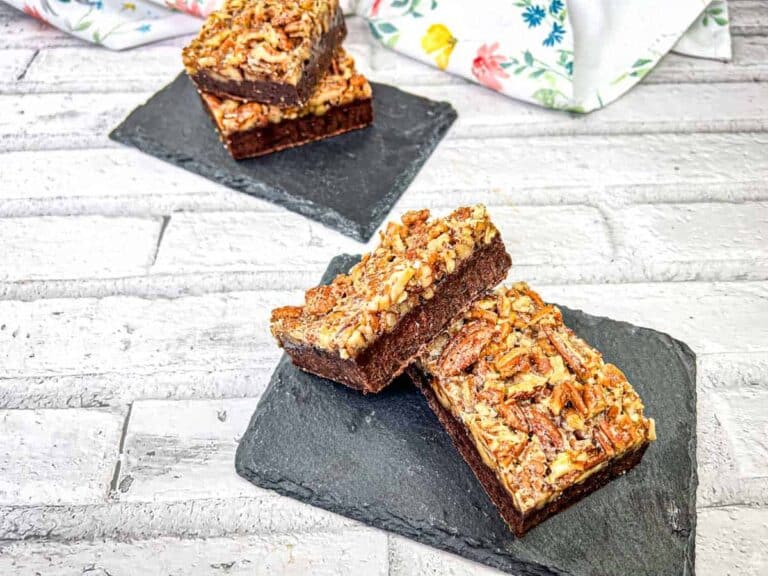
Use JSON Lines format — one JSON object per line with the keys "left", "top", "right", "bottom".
{"left": 418, "top": 283, "right": 656, "bottom": 514}
{"left": 201, "top": 49, "right": 372, "bottom": 136}
{"left": 271, "top": 205, "right": 500, "bottom": 359}
{"left": 183, "top": 0, "right": 339, "bottom": 86}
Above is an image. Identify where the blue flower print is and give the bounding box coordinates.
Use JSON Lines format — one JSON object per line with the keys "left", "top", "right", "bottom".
{"left": 137, "top": 23, "right": 151, "bottom": 32}
{"left": 543, "top": 22, "right": 565, "bottom": 46}
{"left": 549, "top": 0, "right": 563, "bottom": 15}
{"left": 522, "top": 5, "right": 546, "bottom": 28}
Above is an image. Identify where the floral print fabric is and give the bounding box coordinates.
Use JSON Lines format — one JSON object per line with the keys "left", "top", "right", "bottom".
{"left": 5, "top": 0, "right": 202, "bottom": 49}
{"left": 364, "top": 0, "right": 732, "bottom": 112}
{"left": 5, "top": 0, "right": 731, "bottom": 111}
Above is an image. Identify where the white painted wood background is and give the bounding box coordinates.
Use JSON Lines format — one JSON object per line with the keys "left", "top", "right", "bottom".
{"left": 0, "top": 2, "right": 767, "bottom": 574}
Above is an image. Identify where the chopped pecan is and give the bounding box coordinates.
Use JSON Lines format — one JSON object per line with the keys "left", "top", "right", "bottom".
{"left": 437, "top": 320, "right": 495, "bottom": 376}
{"left": 498, "top": 402, "right": 529, "bottom": 433}
{"left": 401, "top": 208, "right": 430, "bottom": 228}
{"left": 304, "top": 285, "right": 337, "bottom": 315}
{"left": 494, "top": 348, "right": 530, "bottom": 378}
{"left": 593, "top": 426, "right": 615, "bottom": 456}
{"left": 543, "top": 324, "right": 601, "bottom": 381}
{"left": 526, "top": 407, "right": 565, "bottom": 451}
{"left": 271, "top": 305, "right": 303, "bottom": 323}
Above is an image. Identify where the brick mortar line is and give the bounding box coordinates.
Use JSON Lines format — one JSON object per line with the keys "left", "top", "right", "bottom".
{"left": 1, "top": 187, "right": 767, "bottom": 221}
{"left": 0, "top": 501, "right": 763, "bottom": 543}
{"left": 4, "top": 122, "right": 768, "bottom": 153}
{"left": 107, "top": 403, "right": 133, "bottom": 497}
{"left": 2, "top": 263, "right": 768, "bottom": 302}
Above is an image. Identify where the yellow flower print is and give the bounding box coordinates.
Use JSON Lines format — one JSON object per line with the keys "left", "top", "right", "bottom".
{"left": 421, "top": 24, "right": 457, "bottom": 70}
{"left": 121, "top": 2, "right": 136, "bottom": 11}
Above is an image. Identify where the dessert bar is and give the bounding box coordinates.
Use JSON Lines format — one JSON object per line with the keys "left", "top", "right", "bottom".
{"left": 199, "top": 49, "right": 373, "bottom": 159}
{"left": 270, "top": 205, "right": 512, "bottom": 393}
{"left": 409, "top": 283, "right": 656, "bottom": 535}
{"left": 183, "top": 0, "right": 346, "bottom": 105}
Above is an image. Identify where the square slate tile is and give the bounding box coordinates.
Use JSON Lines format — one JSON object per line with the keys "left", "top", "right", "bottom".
{"left": 110, "top": 74, "right": 456, "bottom": 242}
{"left": 236, "top": 255, "right": 698, "bottom": 576}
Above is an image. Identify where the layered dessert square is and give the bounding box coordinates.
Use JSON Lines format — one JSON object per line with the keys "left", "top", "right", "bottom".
{"left": 199, "top": 49, "right": 373, "bottom": 159}
{"left": 409, "top": 283, "right": 656, "bottom": 535}
{"left": 270, "top": 205, "right": 512, "bottom": 393}
{"left": 183, "top": 0, "right": 346, "bottom": 106}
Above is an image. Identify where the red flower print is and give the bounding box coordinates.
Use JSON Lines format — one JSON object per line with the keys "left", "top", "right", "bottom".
{"left": 370, "top": 0, "right": 382, "bottom": 18}
{"left": 472, "top": 43, "right": 509, "bottom": 92}
{"left": 165, "top": 0, "right": 213, "bottom": 18}
{"left": 23, "top": 4, "right": 48, "bottom": 24}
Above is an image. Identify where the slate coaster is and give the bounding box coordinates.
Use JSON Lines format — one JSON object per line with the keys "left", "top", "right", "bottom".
{"left": 109, "top": 74, "right": 456, "bottom": 242}
{"left": 236, "top": 255, "right": 697, "bottom": 576}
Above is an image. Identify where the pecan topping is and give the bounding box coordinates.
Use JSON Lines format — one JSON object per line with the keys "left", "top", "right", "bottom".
{"left": 419, "top": 282, "right": 656, "bottom": 514}
{"left": 270, "top": 205, "right": 500, "bottom": 358}
{"left": 183, "top": 0, "right": 340, "bottom": 86}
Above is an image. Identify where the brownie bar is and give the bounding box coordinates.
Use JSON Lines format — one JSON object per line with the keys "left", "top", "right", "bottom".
{"left": 199, "top": 49, "right": 373, "bottom": 159}
{"left": 183, "top": 0, "right": 345, "bottom": 106}
{"left": 271, "top": 206, "right": 512, "bottom": 393}
{"left": 411, "top": 284, "right": 656, "bottom": 536}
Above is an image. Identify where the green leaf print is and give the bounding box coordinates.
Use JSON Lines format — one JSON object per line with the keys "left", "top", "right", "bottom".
{"left": 377, "top": 22, "right": 398, "bottom": 34}
{"left": 524, "top": 51, "right": 534, "bottom": 66}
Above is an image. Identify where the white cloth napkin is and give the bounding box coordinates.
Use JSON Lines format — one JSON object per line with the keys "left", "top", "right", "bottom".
{"left": 6, "top": 0, "right": 731, "bottom": 111}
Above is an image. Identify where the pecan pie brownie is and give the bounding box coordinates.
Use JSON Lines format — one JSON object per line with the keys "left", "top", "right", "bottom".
{"left": 199, "top": 49, "right": 373, "bottom": 159}
{"left": 409, "top": 283, "right": 656, "bottom": 535}
{"left": 271, "top": 205, "right": 512, "bottom": 393}
{"left": 183, "top": 0, "right": 346, "bottom": 105}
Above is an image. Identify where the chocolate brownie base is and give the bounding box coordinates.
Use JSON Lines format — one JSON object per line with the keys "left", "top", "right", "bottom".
{"left": 410, "top": 366, "right": 650, "bottom": 537}
{"left": 203, "top": 97, "right": 373, "bottom": 160}
{"left": 281, "top": 235, "right": 512, "bottom": 393}
{"left": 191, "top": 10, "right": 347, "bottom": 106}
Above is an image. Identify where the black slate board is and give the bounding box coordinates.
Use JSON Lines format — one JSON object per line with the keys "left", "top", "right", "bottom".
{"left": 236, "top": 255, "right": 697, "bottom": 576}
{"left": 109, "top": 74, "right": 456, "bottom": 242}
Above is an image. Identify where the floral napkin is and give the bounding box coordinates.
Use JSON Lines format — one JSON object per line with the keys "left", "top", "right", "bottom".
{"left": 7, "top": 0, "right": 731, "bottom": 111}
{"left": 364, "top": 0, "right": 731, "bottom": 111}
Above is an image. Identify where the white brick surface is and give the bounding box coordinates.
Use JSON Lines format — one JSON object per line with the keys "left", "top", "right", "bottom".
{"left": 17, "top": 45, "right": 182, "bottom": 94}
{"left": 0, "top": 290, "right": 293, "bottom": 381}
{"left": 617, "top": 202, "right": 768, "bottom": 264}
{"left": 153, "top": 211, "right": 360, "bottom": 275}
{"left": 388, "top": 537, "right": 504, "bottom": 576}
{"left": 0, "top": 4, "right": 766, "bottom": 573}
{"left": 0, "top": 530, "right": 388, "bottom": 576}
{"left": 0, "top": 48, "right": 34, "bottom": 82}
{"left": 407, "top": 81, "right": 768, "bottom": 138}
{"left": 0, "top": 92, "right": 145, "bottom": 151}
{"left": 730, "top": 0, "right": 768, "bottom": 36}
{"left": 0, "top": 215, "right": 161, "bottom": 280}
{"left": 153, "top": 206, "right": 612, "bottom": 282}
{"left": 0, "top": 495, "right": 355, "bottom": 541}
{"left": 538, "top": 282, "right": 768, "bottom": 354}
{"left": 0, "top": 149, "right": 232, "bottom": 202}
{"left": 698, "top": 506, "right": 768, "bottom": 576}
{"left": 698, "top": 388, "right": 768, "bottom": 507}
{"left": 413, "top": 133, "right": 768, "bottom": 195}
{"left": 0, "top": 408, "right": 123, "bottom": 505}
{"left": 117, "top": 399, "right": 258, "bottom": 502}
